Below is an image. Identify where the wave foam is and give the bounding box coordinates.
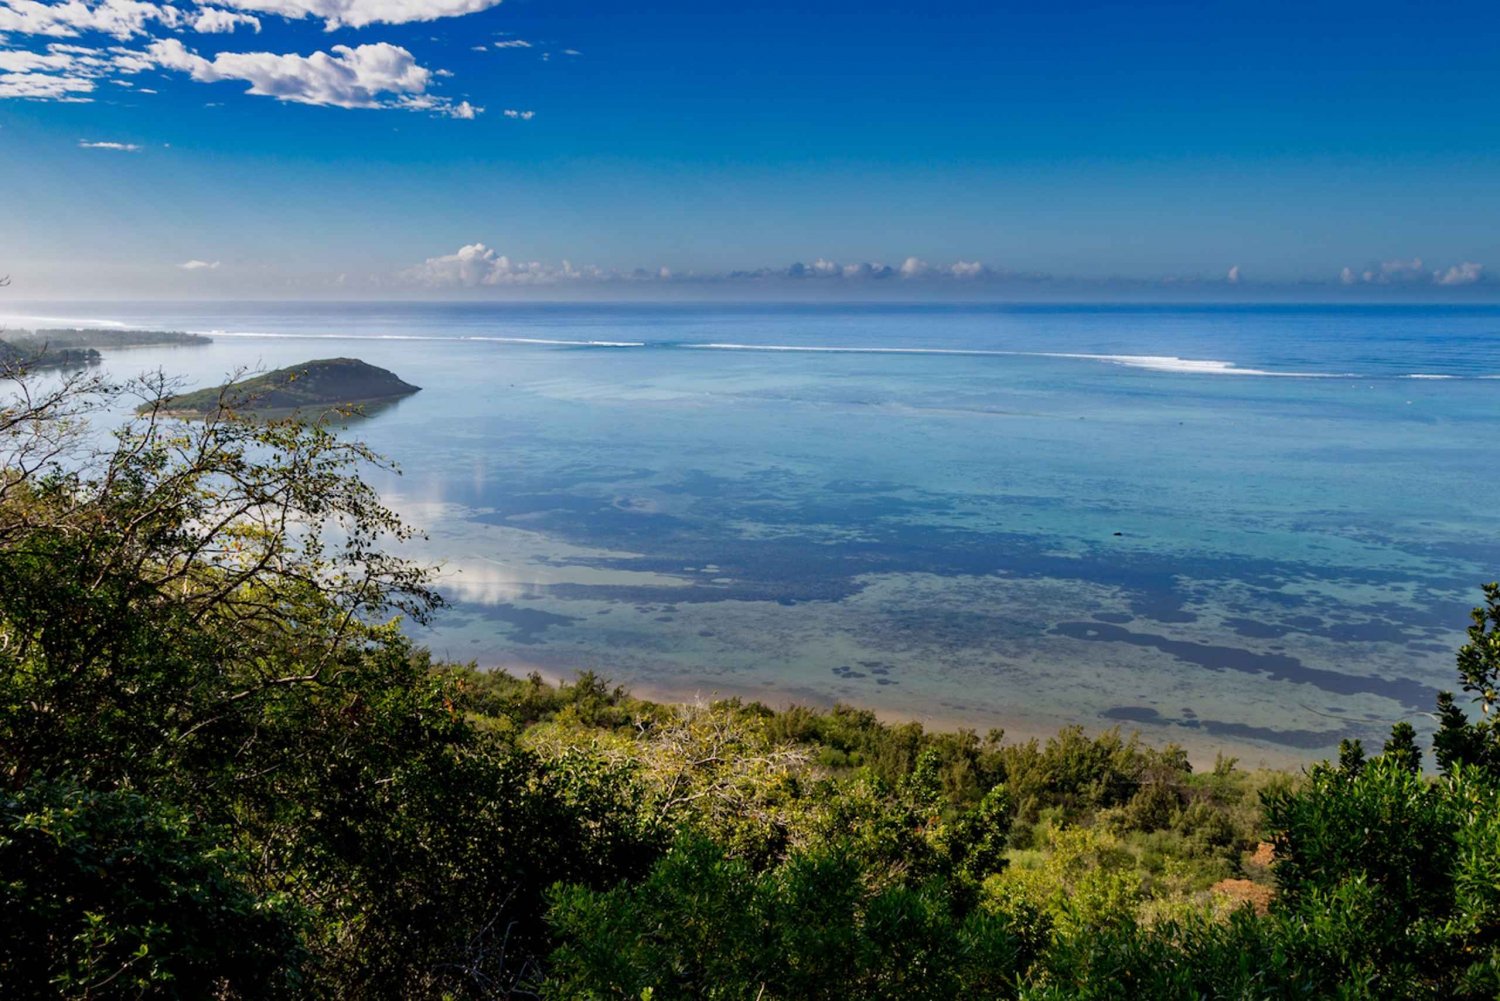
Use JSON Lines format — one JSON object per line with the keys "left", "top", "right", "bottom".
{"left": 1038, "top": 352, "right": 1348, "bottom": 377}
{"left": 691, "top": 343, "right": 1343, "bottom": 377}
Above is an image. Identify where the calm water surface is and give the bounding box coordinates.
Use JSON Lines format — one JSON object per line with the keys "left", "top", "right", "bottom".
{"left": 10, "top": 301, "right": 1498, "bottom": 764}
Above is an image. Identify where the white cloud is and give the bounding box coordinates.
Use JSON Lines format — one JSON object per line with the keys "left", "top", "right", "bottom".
{"left": 1347, "top": 257, "right": 1428, "bottom": 285}
{"left": 491, "top": 38, "right": 530, "bottom": 48}
{"left": 1436, "top": 262, "right": 1483, "bottom": 286}
{"left": 205, "top": 0, "right": 506, "bottom": 30}
{"left": 1226, "top": 264, "right": 1240, "bottom": 284}
{"left": 179, "top": 258, "right": 220, "bottom": 269}
{"left": 898, "top": 256, "right": 929, "bottom": 278}
{"left": 0, "top": 48, "right": 79, "bottom": 71}
{"left": 190, "top": 7, "right": 261, "bottom": 32}
{"left": 0, "top": 69, "right": 93, "bottom": 97}
{"left": 78, "top": 138, "right": 140, "bottom": 149}
{"left": 404, "top": 243, "right": 612, "bottom": 286}
{"left": 0, "top": 38, "right": 165, "bottom": 102}
{"left": 502, "top": 107, "right": 532, "bottom": 119}
{"left": 147, "top": 37, "right": 448, "bottom": 110}
{"left": 1339, "top": 258, "right": 1486, "bottom": 287}
{"left": 0, "top": 0, "right": 177, "bottom": 40}
{"left": 0, "top": 1, "right": 492, "bottom": 110}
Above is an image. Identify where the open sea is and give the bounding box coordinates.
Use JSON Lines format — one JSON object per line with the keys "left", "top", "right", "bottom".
{"left": 8, "top": 300, "right": 1499, "bottom": 765}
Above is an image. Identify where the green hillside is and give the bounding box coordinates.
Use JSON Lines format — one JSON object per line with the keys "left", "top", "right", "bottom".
{"left": 158, "top": 357, "right": 420, "bottom": 416}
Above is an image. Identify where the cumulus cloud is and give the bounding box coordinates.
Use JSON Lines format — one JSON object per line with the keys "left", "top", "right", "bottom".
{"left": 190, "top": 7, "right": 260, "bottom": 32}
{"left": 445, "top": 97, "right": 477, "bottom": 118}
{"left": 146, "top": 37, "right": 471, "bottom": 113}
{"left": 403, "top": 243, "right": 614, "bottom": 287}
{"left": 0, "top": 0, "right": 178, "bottom": 40}
{"left": 178, "top": 258, "right": 220, "bottom": 269}
{"left": 1339, "top": 257, "right": 1487, "bottom": 287}
{"left": 1436, "top": 262, "right": 1483, "bottom": 286}
{"left": 78, "top": 138, "right": 140, "bottom": 149}
{"left": 502, "top": 107, "right": 533, "bottom": 119}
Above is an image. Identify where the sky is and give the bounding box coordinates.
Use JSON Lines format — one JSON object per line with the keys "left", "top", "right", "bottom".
{"left": 2, "top": 0, "right": 1500, "bottom": 299}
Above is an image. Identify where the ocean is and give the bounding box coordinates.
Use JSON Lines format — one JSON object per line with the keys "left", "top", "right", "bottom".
{"left": 7, "top": 300, "right": 1498, "bottom": 764}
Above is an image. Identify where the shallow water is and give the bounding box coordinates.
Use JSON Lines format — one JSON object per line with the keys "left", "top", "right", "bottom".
{"left": 9, "top": 301, "right": 1498, "bottom": 764}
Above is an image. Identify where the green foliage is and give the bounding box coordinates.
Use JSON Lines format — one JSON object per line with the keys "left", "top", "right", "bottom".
{"left": 0, "top": 783, "right": 303, "bottom": 998}
{"left": 1434, "top": 582, "right": 1500, "bottom": 775}
{"left": 545, "top": 835, "right": 1026, "bottom": 1001}
{"left": 1263, "top": 752, "right": 1500, "bottom": 996}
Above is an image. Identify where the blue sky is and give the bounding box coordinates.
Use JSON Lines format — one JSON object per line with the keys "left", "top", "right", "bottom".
{"left": 2, "top": 0, "right": 1499, "bottom": 298}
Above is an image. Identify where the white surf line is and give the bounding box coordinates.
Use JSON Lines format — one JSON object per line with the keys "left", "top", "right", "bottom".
{"left": 688, "top": 342, "right": 1017, "bottom": 356}
{"left": 687, "top": 342, "right": 1350, "bottom": 377}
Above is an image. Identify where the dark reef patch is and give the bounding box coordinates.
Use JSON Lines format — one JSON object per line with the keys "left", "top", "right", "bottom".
{"left": 1101, "top": 706, "right": 1353, "bottom": 750}
{"left": 471, "top": 603, "right": 583, "bottom": 644}
{"left": 1059, "top": 621, "right": 1436, "bottom": 709}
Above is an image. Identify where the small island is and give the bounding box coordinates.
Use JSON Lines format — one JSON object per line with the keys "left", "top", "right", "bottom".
{"left": 156, "top": 358, "right": 421, "bottom": 417}
{"left": 0, "top": 339, "right": 101, "bottom": 371}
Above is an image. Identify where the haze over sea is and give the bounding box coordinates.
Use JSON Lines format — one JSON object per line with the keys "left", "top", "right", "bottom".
{"left": 10, "top": 300, "right": 1497, "bottom": 764}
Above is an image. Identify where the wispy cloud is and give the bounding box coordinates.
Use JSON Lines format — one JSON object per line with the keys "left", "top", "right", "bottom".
{"left": 206, "top": 0, "right": 507, "bottom": 30}
{"left": 502, "top": 107, "right": 533, "bottom": 120}
{"left": 178, "top": 258, "right": 220, "bottom": 269}
{"left": 78, "top": 138, "right": 141, "bottom": 150}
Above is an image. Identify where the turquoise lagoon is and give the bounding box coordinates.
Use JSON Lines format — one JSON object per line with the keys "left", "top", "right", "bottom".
{"left": 10, "top": 302, "right": 1499, "bottom": 764}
